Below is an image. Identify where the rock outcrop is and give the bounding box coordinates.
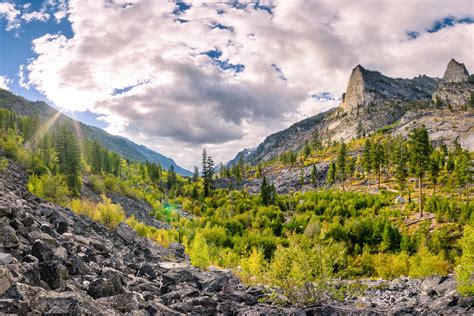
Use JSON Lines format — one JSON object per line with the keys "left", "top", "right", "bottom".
{"left": 442, "top": 59, "right": 470, "bottom": 83}
{"left": 341, "top": 65, "right": 438, "bottom": 115}
{"left": 432, "top": 59, "right": 473, "bottom": 107}
{"left": 228, "top": 59, "right": 471, "bottom": 166}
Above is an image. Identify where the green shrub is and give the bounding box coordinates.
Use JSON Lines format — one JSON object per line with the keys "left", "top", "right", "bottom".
{"left": 28, "top": 174, "right": 70, "bottom": 204}
{"left": 0, "top": 157, "right": 8, "bottom": 172}
{"left": 188, "top": 232, "right": 210, "bottom": 268}
{"left": 409, "top": 246, "right": 450, "bottom": 278}
{"left": 455, "top": 225, "right": 474, "bottom": 296}
{"left": 373, "top": 252, "right": 409, "bottom": 279}
{"left": 88, "top": 175, "right": 106, "bottom": 194}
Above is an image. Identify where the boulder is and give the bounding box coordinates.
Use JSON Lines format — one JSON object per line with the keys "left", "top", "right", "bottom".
{"left": 87, "top": 277, "right": 124, "bottom": 299}
{"left": 115, "top": 223, "right": 137, "bottom": 245}
{"left": 0, "top": 218, "right": 20, "bottom": 249}
{"left": 39, "top": 261, "right": 68, "bottom": 290}
{"left": 31, "top": 240, "right": 54, "bottom": 262}
{"left": 0, "top": 252, "right": 13, "bottom": 265}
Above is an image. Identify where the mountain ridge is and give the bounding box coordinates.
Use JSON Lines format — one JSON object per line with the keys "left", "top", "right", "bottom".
{"left": 228, "top": 59, "right": 473, "bottom": 166}
{"left": 0, "top": 89, "right": 192, "bottom": 176}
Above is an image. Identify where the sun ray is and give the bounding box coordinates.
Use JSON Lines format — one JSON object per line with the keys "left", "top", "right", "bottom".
{"left": 24, "top": 110, "right": 63, "bottom": 150}
{"left": 68, "top": 111, "right": 85, "bottom": 155}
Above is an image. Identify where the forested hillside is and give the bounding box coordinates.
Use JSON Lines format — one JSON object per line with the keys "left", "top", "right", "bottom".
{"left": 0, "top": 89, "right": 191, "bottom": 176}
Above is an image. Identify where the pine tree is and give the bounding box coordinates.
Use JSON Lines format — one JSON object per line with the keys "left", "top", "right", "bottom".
{"left": 260, "top": 176, "right": 275, "bottom": 206}
{"left": 407, "top": 126, "right": 432, "bottom": 217}
{"left": 362, "top": 139, "right": 373, "bottom": 189}
{"left": 304, "top": 141, "right": 312, "bottom": 160}
{"left": 193, "top": 165, "right": 199, "bottom": 182}
{"left": 55, "top": 124, "right": 82, "bottom": 196}
{"left": 327, "top": 161, "right": 336, "bottom": 185}
{"left": 311, "top": 164, "right": 318, "bottom": 188}
{"left": 202, "top": 148, "right": 215, "bottom": 197}
{"left": 336, "top": 142, "right": 347, "bottom": 190}
{"left": 393, "top": 136, "right": 408, "bottom": 198}
{"left": 371, "top": 142, "right": 384, "bottom": 190}
{"left": 346, "top": 156, "right": 356, "bottom": 189}
{"left": 429, "top": 150, "right": 441, "bottom": 195}
{"left": 166, "top": 165, "right": 177, "bottom": 190}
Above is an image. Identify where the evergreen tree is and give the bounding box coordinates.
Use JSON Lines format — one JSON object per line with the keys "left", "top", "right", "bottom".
{"left": 311, "top": 164, "right": 318, "bottom": 188}
{"left": 202, "top": 149, "right": 215, "bottom": 197}
{"left": 193, "top": 165, "right": 199, "bottom": 182}
{"left": 407, "top": 126, "right": 432, "bottom": 217}
{"left": 362, "top": 139, "right": 373, "bottom": 189}
{"left": 393, "top": 136, "right": 408, "bottom": 198}
{"left": 346, "top": 156, "right": 356, "bottom": 188}
{"left": 371, "top": 142, "right": 384, "bottom": 190}
{"left": 166, "top": 165, "right": 177, "bottom": 190}
{"left": 429, "top": 150, "right": 441, "bottom": 195}
{"left": 260, "top": 176, "right": 276, "bottom": 206}
{"left": 336, "top": 142, "right": 347, "bottom": 190}
{"left": 327, "top": 161, "right": 336, "bottom": 185}
{"left": 55, "top": 124, "right": 82, "bottom": 196}
{"left": 304, "top": 141, "right": 312, "bottom": 159}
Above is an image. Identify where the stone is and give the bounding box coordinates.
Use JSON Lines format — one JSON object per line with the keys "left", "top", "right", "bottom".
{"left": 169, "top": 243, "right": 185, "bottom": 259}
{"left": 87, "top": 277, "right": 124, "bottom": 299}
{"left": 0, "top": 267, "right": 13, "bottom": 295}
{"left": 115, "top": 223, "right": 137, "bottom": 245}
{"left": 0, "top": 252, "right": 13, "bottom": 264}
{"left": 39, "top": 261, "right": 68, "bottom": 290}
{"left": 31, "top": 240, "right": 54, "bottom": 262}
{"left": 0, "top": 218, "right": 20, "bottom": 249}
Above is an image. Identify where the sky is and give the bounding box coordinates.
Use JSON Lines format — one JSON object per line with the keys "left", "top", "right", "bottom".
{"left": 0, "top": 0, "right": 473, "bottom": 170}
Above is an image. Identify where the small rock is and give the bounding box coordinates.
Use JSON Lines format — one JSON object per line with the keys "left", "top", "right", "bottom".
{"left": 0, "top": 252, "right": 13, "bottom": 265}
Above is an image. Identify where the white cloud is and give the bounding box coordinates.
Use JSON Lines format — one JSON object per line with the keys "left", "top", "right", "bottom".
{"left": 18, "top": 65, "right": 30, "bottom": 89}
{"left": 20, "top": 0, "right": 474, "bottom": 169}
{"left": 22, "top": 10, "right": 50, "bottom": 22}
{"left": 0, "top": 2, "right": 20, "bottom": 30}
{"left": 0, "top": 75, "right": 11, "bottom": 90}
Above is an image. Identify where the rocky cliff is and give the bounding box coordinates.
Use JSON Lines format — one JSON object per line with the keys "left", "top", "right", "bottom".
{"left": 432, "top": 59, "right": 474, "bottom": 107}
{"left": 1, "top": 156, "right": 472, "bottom": 314}
{"left": 229, "top": 59, "right": 472, "bottom": 166}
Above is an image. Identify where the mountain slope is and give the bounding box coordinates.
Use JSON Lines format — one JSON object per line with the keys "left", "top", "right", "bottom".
{"left": 230, "top": 59, "right": 473, "bottom": 165}
{"left": 0, "top": 89, "right": 191, "bottom": 176}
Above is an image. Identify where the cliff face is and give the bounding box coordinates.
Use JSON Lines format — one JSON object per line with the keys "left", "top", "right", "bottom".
{"left": 442, "top": 59, "right": 470, "bottom": 83}
{"left": 341, "top": 65, "right": 438, "bottom": 115}
{"left": 433, "top": 59, "right": 473, "bottom": 107}
{"left": 229, "top": 59, "right": 472, "bottom": 166}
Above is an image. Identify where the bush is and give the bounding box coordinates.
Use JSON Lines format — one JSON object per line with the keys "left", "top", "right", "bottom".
{"left": 28, "top": 174, "right": 70, "bottom": 204}
{"left": 88, "top": 175, "right": 106, "bottom": 194}
{"left": 239, "top": 247, "right": 267, "bottom": 284}
{"left": 409, "top": 246, "right": 450, "bottom": 278}
{"left": 69, "top": 196, "right": 125, "bottom": 229}
{"left": 373, "top": 252, "right": 409, "bottom": 279}
{"left": 455, "top": 225, "right": 474, "bottom": 296}
{"left": 0, "top": 157, "right": 8, "bottom": 172}
{"left": 188, "top": 232, "right": 210, "bottom": 268}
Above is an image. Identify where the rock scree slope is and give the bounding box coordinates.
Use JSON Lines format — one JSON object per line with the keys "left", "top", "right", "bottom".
{"left": 0, "top": 155, "right": 472, "bottom": 314}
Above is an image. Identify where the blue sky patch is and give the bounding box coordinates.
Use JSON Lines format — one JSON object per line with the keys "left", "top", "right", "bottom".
{"left": 173, "top": 2, "right": 191, "bottom": 15}
{"left": 427, "top": 16, "right": 474, "bottom": 33}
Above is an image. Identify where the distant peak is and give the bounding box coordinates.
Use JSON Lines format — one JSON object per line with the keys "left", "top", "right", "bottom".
{"left": 442, "top": 59, "right": 469, "bottom": 83}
